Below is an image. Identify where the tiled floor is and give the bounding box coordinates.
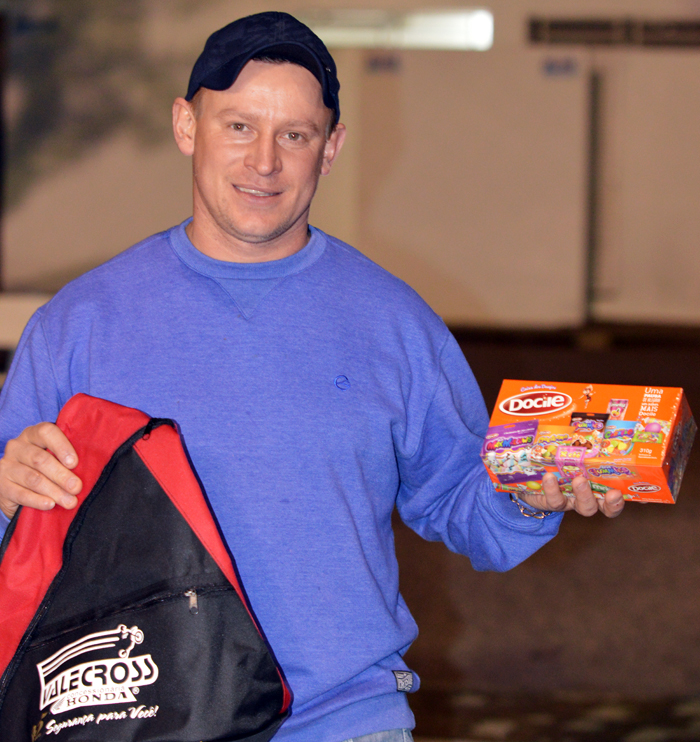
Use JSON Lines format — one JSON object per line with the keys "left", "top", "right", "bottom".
{"left": 412, "top": 690, "right": 700, "bottom": 741}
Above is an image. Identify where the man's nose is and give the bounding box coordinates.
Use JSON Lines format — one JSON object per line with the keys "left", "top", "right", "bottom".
{"left": 245, "top": 134, "right": 281, "bottom": 176}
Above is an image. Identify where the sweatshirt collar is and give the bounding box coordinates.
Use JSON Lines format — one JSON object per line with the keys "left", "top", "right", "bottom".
{"left": 169, "top": 219, "right": 325, "bottom": 279}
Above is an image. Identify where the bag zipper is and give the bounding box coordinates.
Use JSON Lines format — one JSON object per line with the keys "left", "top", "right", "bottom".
{"left": 184, "top": 589, "right": 199, "bottom": 614}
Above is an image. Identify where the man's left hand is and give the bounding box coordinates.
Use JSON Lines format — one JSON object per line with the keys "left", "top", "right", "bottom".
{"left": 519, "top": 473, "right": 625, "bottom": 519}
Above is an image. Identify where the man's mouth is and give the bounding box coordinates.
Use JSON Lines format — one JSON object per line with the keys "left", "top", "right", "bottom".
{"left": 235, "top": 186, "right": 278, "bottom": 197}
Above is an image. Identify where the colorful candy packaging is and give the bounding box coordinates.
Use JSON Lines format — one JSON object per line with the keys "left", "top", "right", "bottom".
{"left": 602, "top": 421, "right": 636, "bottom": 456}
{"left": 569, "top": 412, "right": 609, "bottom": 456}
{"left": 607, "top": 398, "right": 629, "bottom": 420}
{"left": 555, "top": 445, "right": 587, "bottom": 481}
{"left": 633, "top": 418, "right": 671, "bottom": 445}
{"left": 530, "top": 425, "right": 572, "bottom": 465}
{"left": 481, "top": 381, "right": 696, "bottom": 503}
{"left": 482, "top": 421, "right": 544, "bottom": 484}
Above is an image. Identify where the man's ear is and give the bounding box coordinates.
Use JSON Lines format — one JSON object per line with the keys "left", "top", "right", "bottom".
{"left": 320, "top": 123, "right": 347, "bottom": 176}
{"left": 173, "top": 97, "right": 197, "bottom": 156}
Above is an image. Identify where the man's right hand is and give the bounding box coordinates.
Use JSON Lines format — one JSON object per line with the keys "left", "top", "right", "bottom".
{"left": 0, "top": 423, "right": 82, "bottom": 520}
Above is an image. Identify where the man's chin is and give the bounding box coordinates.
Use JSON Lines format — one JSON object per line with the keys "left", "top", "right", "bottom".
{"left": 225, "top": 217, "right": 307, "bottom": 248}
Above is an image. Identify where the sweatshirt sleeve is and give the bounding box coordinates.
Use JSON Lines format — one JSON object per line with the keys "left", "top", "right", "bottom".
{"left": 0, "top": 308, "right": 63, "bottom": 539}
{"left": 395, "top": 332, "right": 563, "bottom": 572}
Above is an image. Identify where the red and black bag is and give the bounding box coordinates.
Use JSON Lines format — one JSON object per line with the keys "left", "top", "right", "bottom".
{"left": 0, "top": 394, "right": 291, "bottom": 741}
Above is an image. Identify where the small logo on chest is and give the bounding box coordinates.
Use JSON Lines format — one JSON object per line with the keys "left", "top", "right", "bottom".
{"left": 334, "top": 375, "right": 351, "bottom": 391}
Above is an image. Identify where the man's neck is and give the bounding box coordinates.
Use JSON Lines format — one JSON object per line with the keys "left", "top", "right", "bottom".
{"left": 185, "top": 218, "right": 310, "bottom": 264}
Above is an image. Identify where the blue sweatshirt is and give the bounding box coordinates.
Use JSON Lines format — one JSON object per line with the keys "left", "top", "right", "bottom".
{"left": 0, "top": 223, "right": 562, "bottom": 742}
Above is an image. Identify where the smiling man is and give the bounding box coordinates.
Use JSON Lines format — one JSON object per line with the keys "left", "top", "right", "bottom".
{"left": 0, "top": 11, "right": 624, "bottom": 742}
{"left": 176, "top": 58, "right": 345, "bottom": 262}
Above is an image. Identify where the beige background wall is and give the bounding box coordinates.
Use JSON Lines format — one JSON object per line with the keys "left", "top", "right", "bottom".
{"left": 5, "top": 0, "right": 700, "bottom": 328}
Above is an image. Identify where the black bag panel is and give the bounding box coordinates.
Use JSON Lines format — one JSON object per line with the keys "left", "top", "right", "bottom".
{"left": 1, "top": 589, "right": 286, "bottom": 741}
{"left": 36, "top": 448, "right": 231, "bottom": 638}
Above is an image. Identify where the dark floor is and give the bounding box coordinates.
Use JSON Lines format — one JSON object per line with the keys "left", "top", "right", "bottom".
{"left": 397, "top": 326, "right": 700, "bottom": 741}
{"left": 411, "top": 690, "right": 700, "bottom": 741}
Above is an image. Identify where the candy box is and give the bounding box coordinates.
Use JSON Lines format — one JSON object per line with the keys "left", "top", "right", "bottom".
{"left": 481, "top": 380, "right": 697, "bottom": 503}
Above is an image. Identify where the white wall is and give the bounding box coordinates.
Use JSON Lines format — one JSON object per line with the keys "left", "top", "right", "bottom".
{"left": 592, "top": 49, "right": 700, "bottom": 324}
{"left": 5, "top": 134, "right": 192, "bottom": 290}
{"left": 325, "top": 43, "right": 589, "bottom": 327}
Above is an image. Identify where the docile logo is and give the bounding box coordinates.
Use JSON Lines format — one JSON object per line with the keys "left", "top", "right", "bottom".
{"left": 628, "top": 482, "right": 662, "bottom": 494}
{"left": 499, "top": 391, "right": 573, "bottom": 417}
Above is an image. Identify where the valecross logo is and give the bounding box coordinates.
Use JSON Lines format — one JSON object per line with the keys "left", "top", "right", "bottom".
{"left": 37, "top": 625, "right": 159, "bottom": 715}
{"left": 499, "top": 391, "right": 573, "bottom": 417}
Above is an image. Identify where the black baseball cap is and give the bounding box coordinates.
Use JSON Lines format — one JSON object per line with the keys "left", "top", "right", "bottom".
{"left": 185, "top": 11, "right": 340, "bottom": 121}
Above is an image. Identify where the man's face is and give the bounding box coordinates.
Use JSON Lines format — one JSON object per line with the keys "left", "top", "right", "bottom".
{"left": 173, "top": 60, "right": 345, "bottom": 261}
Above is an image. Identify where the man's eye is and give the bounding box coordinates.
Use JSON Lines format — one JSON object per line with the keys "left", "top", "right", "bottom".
{"left": 231, "top": 123, "right": 246, "bottom": 131}
{"left": 286, "top": 132, "right": 302, "bottom": 141}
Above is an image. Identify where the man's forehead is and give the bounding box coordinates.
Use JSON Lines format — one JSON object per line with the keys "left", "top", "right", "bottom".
{"left": 240, "top": 58, "right": 323, "bottom": 89}
{"left": 195, "top": 62, "right": 330, "bottom": 128}
{"left": 219, "top": 59, "right": 326, "bottom": 105}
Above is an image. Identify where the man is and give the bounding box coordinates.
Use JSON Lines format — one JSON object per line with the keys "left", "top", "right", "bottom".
{"left": 0, "top": 12, "right": 624, "bottom": 742}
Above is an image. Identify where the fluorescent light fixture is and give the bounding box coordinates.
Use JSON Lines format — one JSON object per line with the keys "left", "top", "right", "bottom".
{"left": 297, "top": 9, "right": 494, "bottom": 51}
